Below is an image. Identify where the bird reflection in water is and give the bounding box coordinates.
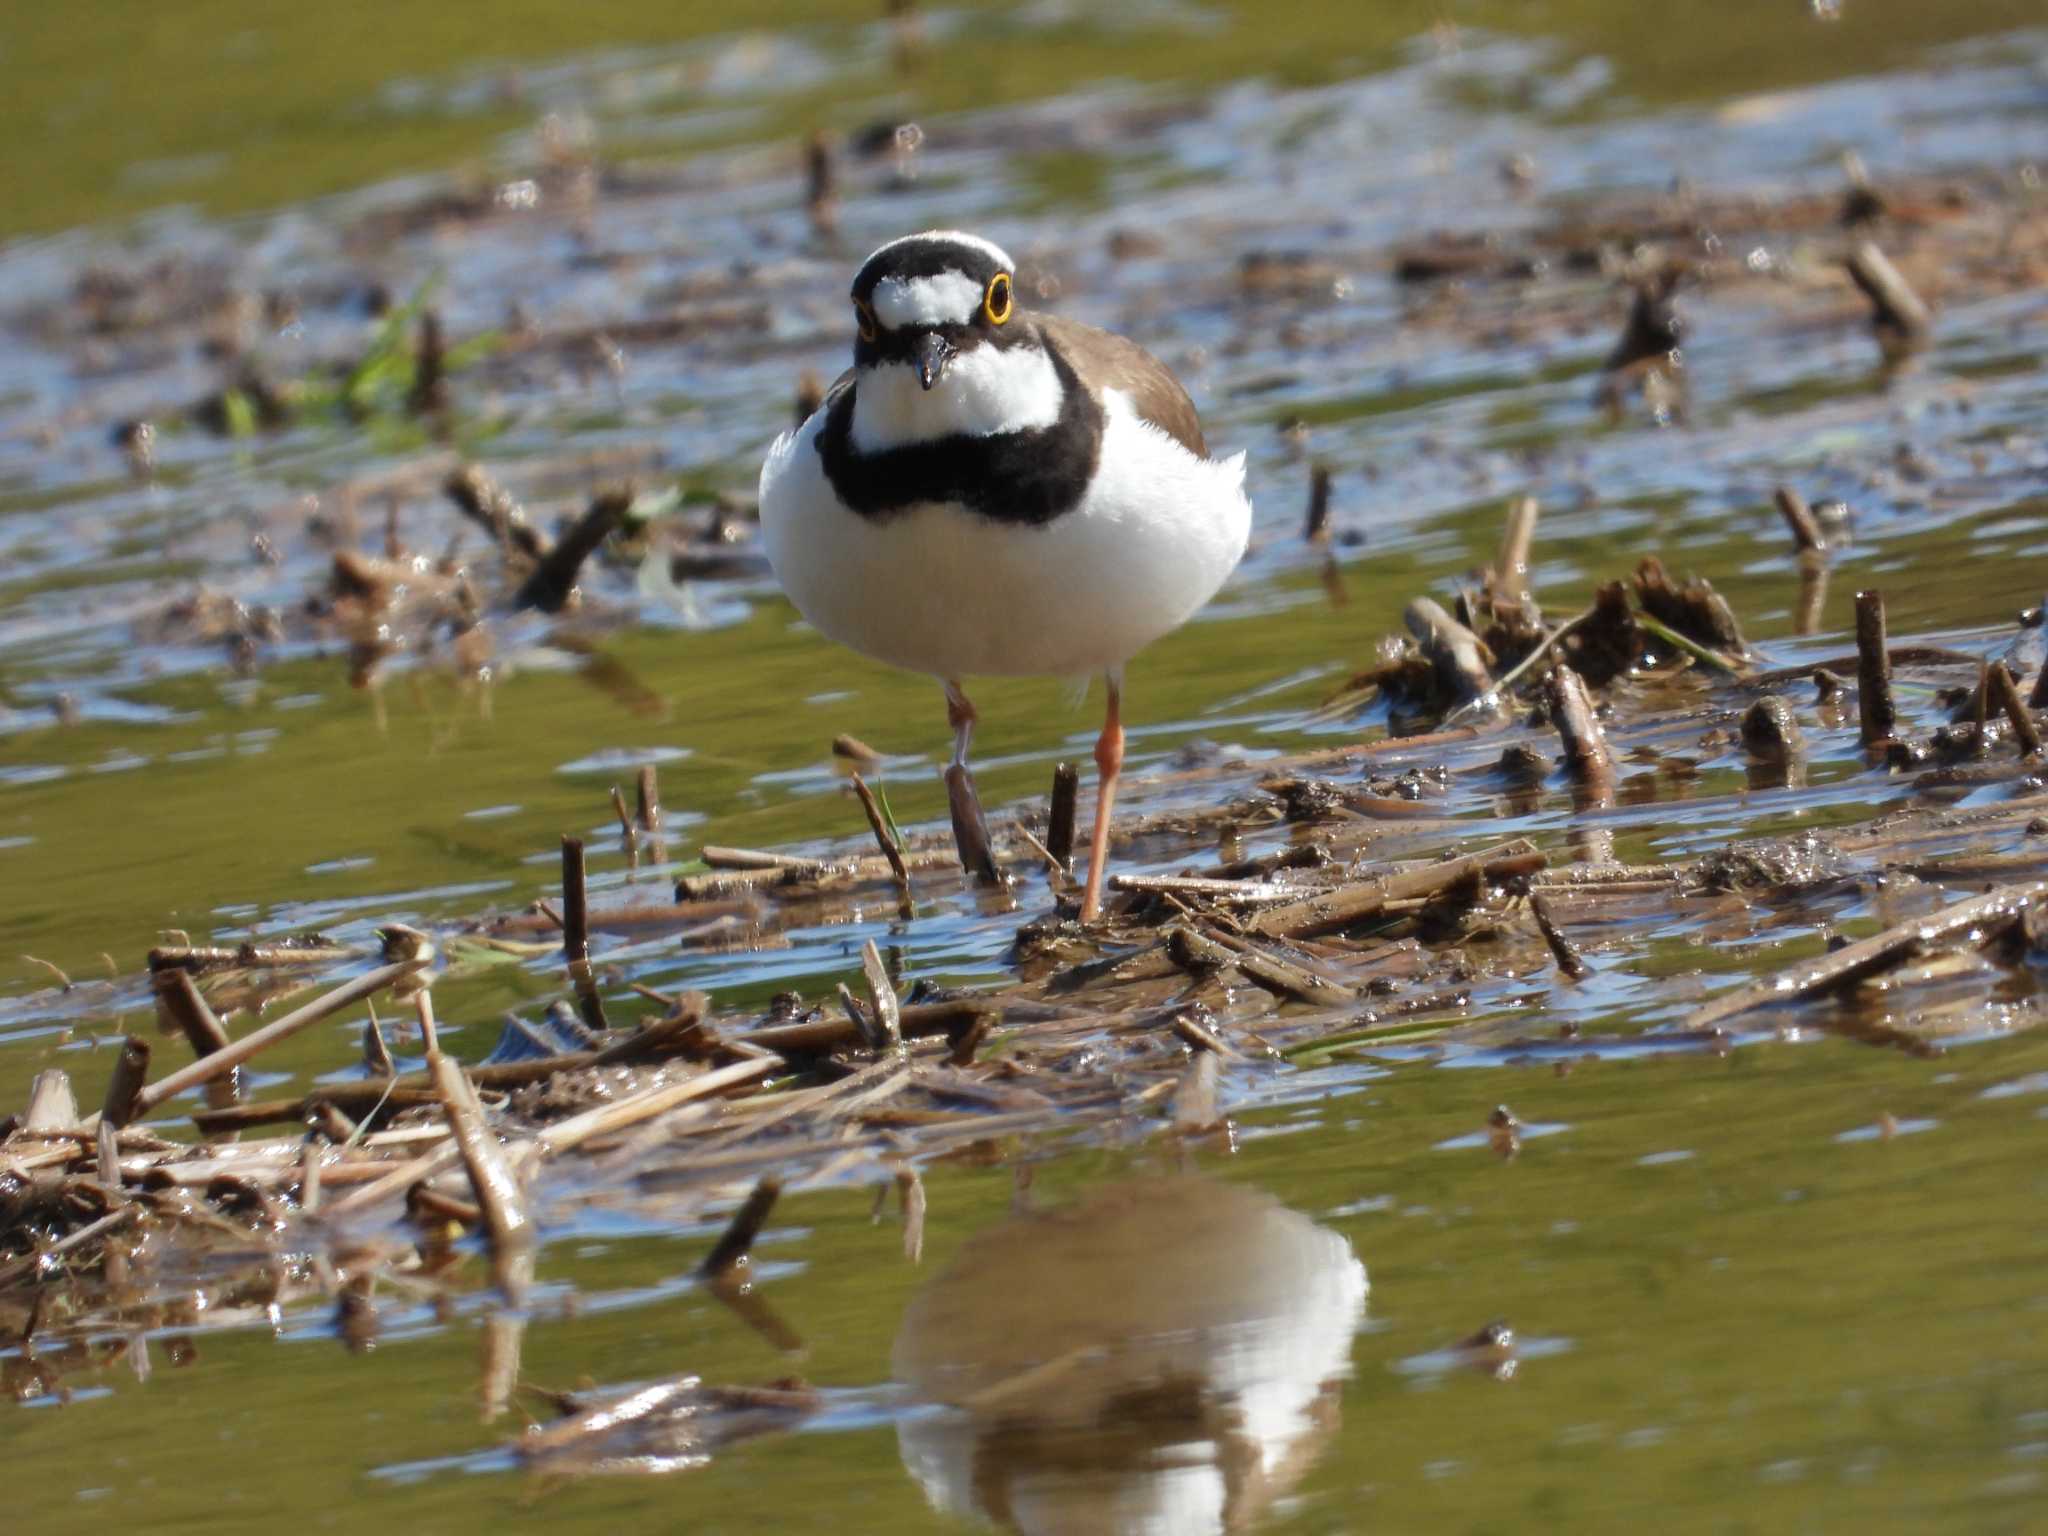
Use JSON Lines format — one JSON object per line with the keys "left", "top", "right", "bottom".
{"left": 891, "top": 1175, "right": 1368, "bottom": 1536}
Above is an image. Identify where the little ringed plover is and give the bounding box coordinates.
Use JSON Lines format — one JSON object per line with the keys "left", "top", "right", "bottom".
{"left": 759, "top": 230, "right": 1252, "bottom": 920}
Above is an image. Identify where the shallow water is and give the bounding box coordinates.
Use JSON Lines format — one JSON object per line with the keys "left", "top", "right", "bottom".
{"left": 4, "top": 4, "right": 2048, "bottom": 1531}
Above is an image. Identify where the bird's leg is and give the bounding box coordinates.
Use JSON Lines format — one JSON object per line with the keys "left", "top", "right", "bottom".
{"left": 942, "top": 679, "right": 998, "bottom": 884}
{"left": 1080, "top": 673, "right": 1124, "bottom": 923}
{"left": 944, "top": 679, "right": 976, "bottom": 768}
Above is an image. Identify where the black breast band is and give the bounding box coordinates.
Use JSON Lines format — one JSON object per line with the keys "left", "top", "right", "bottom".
{"left": 815, "top": 341, "right": 1103, "bottom": 528}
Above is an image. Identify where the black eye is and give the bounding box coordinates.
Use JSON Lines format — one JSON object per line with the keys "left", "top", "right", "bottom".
{"left": 854, "top": 299, "right": 877, "bottom": 343}
{"left": 983, "top": 273, "right": 1013, "bottom": 326}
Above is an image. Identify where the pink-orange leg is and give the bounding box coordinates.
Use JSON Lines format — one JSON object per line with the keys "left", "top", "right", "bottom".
{"left": 1080, "top": 675, "right": 1124, "bottom": 923}
{"left": 943, "top": 679, "right": 977, "bottom": 767}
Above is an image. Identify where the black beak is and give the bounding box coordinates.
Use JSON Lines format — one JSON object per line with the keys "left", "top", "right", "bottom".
{"left": 914, "top": 331, "right": 954, "bottom": 390}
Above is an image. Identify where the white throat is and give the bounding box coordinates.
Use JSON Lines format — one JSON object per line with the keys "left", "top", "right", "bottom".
{"left": 850, "top": 344, "right": 1064, "bottom": 452}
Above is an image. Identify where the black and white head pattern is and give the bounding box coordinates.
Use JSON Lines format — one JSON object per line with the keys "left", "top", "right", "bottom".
{"left": 822, "top": 230, "right": 1101, "bottom": 524}
{"left": 850, "top": 230, "right": 1018, "bottom": 364}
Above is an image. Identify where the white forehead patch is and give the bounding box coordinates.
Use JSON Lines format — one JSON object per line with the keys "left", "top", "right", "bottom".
{"left": 862, "top": 229, "right": 1015, "bottom": 273}
{"left": 870, "top": 270, "right": 985, "bottom": 330}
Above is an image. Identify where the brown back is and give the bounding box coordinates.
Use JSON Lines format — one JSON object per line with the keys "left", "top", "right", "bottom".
{"left": 1034, "top": 314, "right": 1209, "bottom": 459}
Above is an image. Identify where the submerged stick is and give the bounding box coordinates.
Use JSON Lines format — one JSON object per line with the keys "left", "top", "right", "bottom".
{"left": 1304, "top": 464, "right": 1333, "bottom": 543}
{"left": 1687, "top": 879, "right": 2048, "bottom": 1029}
{"left": 1187, "top": 926, "right": 1356, "bottom": 1005}
{"left": 1796, "top": 550, "right": 1829, "bottom": 637}
{"left": 1172, "top": 1051, "right": 1221, "bottom": 1134}
{"left": 1405, "top": 596, "right": 1493, "bottom": 706}
{"left": 560, "top": 836, "right": 590, "bottom": 966}
{"left": 1987, "top": 662, "right": 2042, "bottom": 757}
{"left": 850, "top": 773, "right": 911, "bottom": 898}
{"left": 193, "top": 1046, "right": 634, "bottom": 1132}
{"left": 1495, "top": 495, "right": 1539, "bottom": 601}
{"left": 945, "top": 764, "right": 1001, "bottom": 885}
{"left": 1530, "top": 894, "right": 1591, "bottom": 980}
{"left": 1443, "top": 606, "right": 1594, "bottom": 728}
{"left": 805, "top": 130, "right": 837, "bottom": 237}
{"left": 24, "top": 1070, "right": 77, "bottom": 1132}
{"left": 701, "top": 846, "right": 820, "bottom": 871}
{"left": 636, "top": 764, "right": 661, "bottom": 831}
{"left": 744, "top": 997, "right": 992, "bottom": 1057}
{"left": 561, "top": 835, "right": 608, "bottom": 1031}
{"left": 1545, "top": 665, "right": 1615, "bottom": 794}
{"left": 428, "top": 1046, "right": 534, "bottom": 1292}
{"left": 445, "top": 464, "right": 548, "bottom": 562}
{"left": 99, "top": 960, "right": 425, "bottom": 1126}
{"left": 698, "top": 1177, "right": 781, "bottom": 1277}
{"left": 898, "top": 1168, "right": 927, "bottom": 1264}
{"left": 860, "top": 939, "right": 902, "bottom": 1052}
{"left": 531, "top": 1057, "right": 779, "bottom": 1160}
{"left": 96, "top": 1119, "right": 121, "bottom": 1184}
{"left": 0, "top": 1205, "right": 139, "bottom": 1288}
{"left": 1855, "top": 589, "right": 1898, "bottom": 748}
{"left": 156, "top": 968, "right": 231, "bottom": 1061}
{"left": 147, "top": 941, "right": 353, "bottom": 975}
{"left": 1773, "top": 486, "right": 1827, "bottom": 554}
{"left": 101, "top": 1037, "right": 151, "bottom": 1129}
{"left": 315, "top": 1142, "right": 464, "bottom": 1223}
{"left": 1845, "top": 241, "right": 1931, "bottom": 347}
{"left": 1046, "top": 762, "right": 1079, "bottom": 868}
{"left": 513, "top": 488, "right": 630, "bottom": 613}
{"left": 1249, "top": 840, "right": 1544, "bottom": 941}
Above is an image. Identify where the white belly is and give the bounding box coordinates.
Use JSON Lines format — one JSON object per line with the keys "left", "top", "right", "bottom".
{"left": 759, "top": 390, "right": 1252, "bottom": 680}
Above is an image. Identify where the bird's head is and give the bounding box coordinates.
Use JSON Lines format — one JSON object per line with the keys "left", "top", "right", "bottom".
{"left": 849, "top": 230, "right": 1022, "bottom": 391}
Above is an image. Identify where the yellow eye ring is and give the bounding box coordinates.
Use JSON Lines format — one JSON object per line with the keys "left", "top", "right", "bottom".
{"left": 983, "top": 272, "right": 1013, "bottom": 326}
{"left": 854, "top": 298, "right": 878, "bottom": 343}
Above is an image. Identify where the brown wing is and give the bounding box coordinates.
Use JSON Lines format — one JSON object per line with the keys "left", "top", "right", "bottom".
{"left": 1033, "top": 313, "right": 1208, "bottom": 459}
